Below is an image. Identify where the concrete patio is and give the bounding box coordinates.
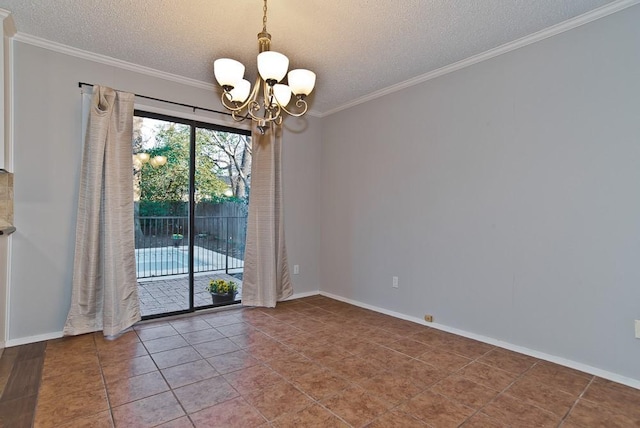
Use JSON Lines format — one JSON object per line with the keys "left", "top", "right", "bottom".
{"left": 137, "top": 272, "right": 242, "bottom": 317}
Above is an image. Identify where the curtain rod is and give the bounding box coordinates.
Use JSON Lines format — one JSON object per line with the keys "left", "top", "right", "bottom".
{"left": 78, "top": 82, "right": 233, "bottom": 118}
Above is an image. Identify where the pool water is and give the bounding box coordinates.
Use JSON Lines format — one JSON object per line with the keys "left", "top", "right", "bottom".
{"left": 135, "top": 245, "right": 243, "bottom": 278}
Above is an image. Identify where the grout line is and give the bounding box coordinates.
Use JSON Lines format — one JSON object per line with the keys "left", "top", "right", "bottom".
{"left": 558, "top": 375, "right": 595, "bottom": 426}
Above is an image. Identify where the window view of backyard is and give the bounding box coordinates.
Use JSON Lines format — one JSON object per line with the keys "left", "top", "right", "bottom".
{"left": 133, "top": 113, "right": 251, "bottom": 317}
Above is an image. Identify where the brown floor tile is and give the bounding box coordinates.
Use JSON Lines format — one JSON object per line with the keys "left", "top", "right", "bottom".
{"left": 41, "top": 355, "right": 100, "bottom": 380}
{"left": 417, "top": 347, "right": 472, "bottom": 372}
{"left": 266, "top": 352, "right": 319, "bottom": 380}
{"left": 321, "top": 385, "right": 392, "bottom": 427}
{"left": 169, "top": 318, "right": 211, "bottom": 334}
{"left": 505, "top": 375, "right": 578, "bottom": 416}
{"left": 244, "top": 381, "right": 313, "bottom": 421}
{"left": 367, "top": 408, "right": 428, "bottom": 427}
{"left": 151, "top": 346, "right": 202, "bottom": 369}
{"left": 399, "top": 390, "right": 475, "bottom": 428}
{"left": 273, "top": 404, "right": 349, "bottom": 428}
{"left": 155, "top": 416, "right": 194, "bottom": 427}
{"left": 34, "top": 387, "right": 109, "bottom": 428}
{"left": 431, "top": 374, "right": 499, "bottom": 409}
{"left": 136, "top": 324, "right": 179, "bottom": 341}
{"left": 478, "top": 348, "right": 538, "bottom": 375}
{"left": 458, "top": 361, "right": 518, "bottom": 391}
{"left": 481, "top": 393, "right": 561, "bottom": 427}
{"left": 97, "top": 341, "right": 149, "bottom": 365}
{"left": 101, "top": 354, "right": 158, "bottom": 384}
{"left": 245, "top": 341, "right": 292, "bottom": 362}
{"left": 43, "top": 349, "right": 100, "bottom": 373}
{"left": 55, "top": 410, "right": 113, "bottom": 428}
{"left": 521, "top": 361, "right": 592, "bottom": 396}
{"left": 360, "top": 371, "right": 424, "bottom": 405}
{"left": 291, "top": 367, "right": 351, "bottom": 400}
{"left": 142, "top": 335, "right": 190, "bottom": 354}
{"left": 94, "top": 330, "right": 140, "bottom": 351}
{"left": 38, "top": 365, "right": 104, "bottom": 402}
{"left": 106, "top": 370, "right": 169, "bottom": 406}
{"left": 112, "top": 391, "right": 185, "bottom": 428}
{"left": 47, "top": 334, "right": 95, "bottom": 352}
{"left": 385, "top": 337, "right": 431, "bottom": 357}
{"left": 193, "top": 337, "right": 240, "bottom": 358}
{"left": 223, "top": 364, "right": 284, "bottom": 394}
{"left": 181, "top": 328, "right": 225, "bottom": 345}
{"left": 299, "top": 344, "right": 352, "bottom": 365}
{"left": 326, "top": 355, "right": 387, "bottom": 386}
{"left": 411, "top": 327, "right": 459, "bottom": 347}
{"left": 5, "top": 299, "right": 640, "bottom": 428}
{"left": 189, "top": 396, "right": 267, "bottom": 427}
{"left": 202, "top": 313, "right": 243, "bottom": 328}
{"left": 332, "top": 337, "right": 374, "bottom": 355}
{"left": 562, "top": 398, "right": 640, "bottom": 427}
{"left": 215, "top": 322, "right": 256, "bottom": 337}
{"left": 364, "top": 344, "right": 414, "bottom": 366}
{"left": 581, "top": 378, "right": 640, "bottom": 419}
{"left": 161, "top": 359, "right": 218, "bottom": 389}
{"left": 206, "top": 350, "right": 260, "bottom": 374}
{"left": 461, "top": 412, "right": 509, "bottom": 427}
{"left": 445, "top": 336, "right": 495, "bottom": 359}
{"left": 227, "top": 331, "right": 275, "bottom": 348}
{"left": 393, "top": 358, "right": 445, "bottom": 389}
{"left": 173, "top": 375, "right": 239, "bottom": 413}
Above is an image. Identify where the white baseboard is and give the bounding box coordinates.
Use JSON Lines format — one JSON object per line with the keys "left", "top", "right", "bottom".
{"left": 319, "top": 291, "right": 640, "bottom": 390}
{"left": 285, "top": 290, "right": 320, "bottom": 300}
{"left": 5, "top": 331, "right": 63, "bottom": 347}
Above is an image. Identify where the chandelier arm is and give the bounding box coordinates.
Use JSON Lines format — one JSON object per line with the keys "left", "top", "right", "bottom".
{"left": 220, "top": 77, "right": 262, "bottom": 113}
{"left": 279, "top": 98, "right": 309, "bottom": 118}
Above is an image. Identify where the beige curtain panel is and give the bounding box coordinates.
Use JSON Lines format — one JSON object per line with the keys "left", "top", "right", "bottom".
{"left": 64, "top": 85, "right": 141, "bottom": 337}
{"left": 242, "top": 123, "right": 293, "bottom": 307}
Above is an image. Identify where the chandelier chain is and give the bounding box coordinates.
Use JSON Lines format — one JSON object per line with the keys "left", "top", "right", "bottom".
{"left": 263, "top": 0, "right": 268, "bottom": 32}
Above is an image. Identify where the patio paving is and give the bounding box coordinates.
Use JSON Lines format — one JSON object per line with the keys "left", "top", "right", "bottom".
{"left": 138, "top": 272, "right": 242, "bottom": 317}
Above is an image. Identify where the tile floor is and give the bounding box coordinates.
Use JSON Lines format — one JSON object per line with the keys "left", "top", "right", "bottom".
{"left": 3, "top": 295, "right": 640, "bottom": 427}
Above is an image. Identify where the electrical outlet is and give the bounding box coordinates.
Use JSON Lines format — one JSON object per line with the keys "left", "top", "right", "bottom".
{"left": 635, "top": 320, "right": 640, "bottom": 339}
{"left": 424, "top": 314, "right": 433, "bottom": 322}
{"left": 293, "top": 265, "right": 300, "bottom": 275}
{"left": 392, "top": 276, "right": 398, "bottom": 288}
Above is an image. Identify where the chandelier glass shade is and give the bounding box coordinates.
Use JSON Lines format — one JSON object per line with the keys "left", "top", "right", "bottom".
{"left": 213, "top": 0, "right": 316, "bottom": 132}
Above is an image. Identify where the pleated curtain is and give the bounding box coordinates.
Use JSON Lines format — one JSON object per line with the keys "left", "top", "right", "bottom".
{"left": 64, "top": 85, "right": 141, "bottom": 337}
{"left": 242, "top": 123, "right": 293, "bottom": 307}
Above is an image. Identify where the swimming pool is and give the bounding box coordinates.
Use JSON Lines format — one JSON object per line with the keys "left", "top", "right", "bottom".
{"left": 135, "top": 245, "right": 244, "bottom": 278}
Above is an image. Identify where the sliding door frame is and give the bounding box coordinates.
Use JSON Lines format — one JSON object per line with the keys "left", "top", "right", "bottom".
{"left": 135, "top": 110, "right": 250, "bottom": 320}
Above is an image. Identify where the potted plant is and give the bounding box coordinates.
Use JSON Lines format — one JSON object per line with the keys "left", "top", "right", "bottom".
{"left": 172, "top": 233, "right": 183, "bottom": 247}
{"left": 207, "top": 279, "right": 238, "bottom": 304}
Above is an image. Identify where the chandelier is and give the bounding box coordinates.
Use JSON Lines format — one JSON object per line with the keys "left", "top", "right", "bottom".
{"left": 213, "top": 0, "right": 316, "bottom": 133}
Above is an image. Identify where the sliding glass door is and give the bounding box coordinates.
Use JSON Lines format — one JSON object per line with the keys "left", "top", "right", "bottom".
{"left": 132, "top": 111, "right": 251, "bottom": 318}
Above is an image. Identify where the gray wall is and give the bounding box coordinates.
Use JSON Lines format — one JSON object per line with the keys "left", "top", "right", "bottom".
{"left": 9, "top": 42, "right": 322, "bottom": 340}
{"left": 320, "top": 5, "right": 640, "bottom": 381}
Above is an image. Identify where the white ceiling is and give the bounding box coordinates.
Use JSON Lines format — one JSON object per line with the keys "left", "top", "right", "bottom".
{"left": 0, "top": 0, "right": 621, "bottom": 115}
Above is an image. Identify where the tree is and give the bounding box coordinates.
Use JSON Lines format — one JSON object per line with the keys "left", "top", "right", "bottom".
{"left": 196, "top": 129, "right": 252, "bottom": 199}
{"left": 133, "top": 117, "right": 252, "bottom": 208}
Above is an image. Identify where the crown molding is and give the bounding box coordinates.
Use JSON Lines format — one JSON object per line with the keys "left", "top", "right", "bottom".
{"left": 320, "top": 0, "right": 640, "bottom": 117}
{"left": 13, "top": 32, "right": 216, "bottom": 91}
{"left": 12, "top": 32, "right": 324, "bottom": 118}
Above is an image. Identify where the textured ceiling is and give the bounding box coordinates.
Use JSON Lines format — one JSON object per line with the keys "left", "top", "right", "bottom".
{"left": 0, "top": 0, "right": 618, "bottom": 115}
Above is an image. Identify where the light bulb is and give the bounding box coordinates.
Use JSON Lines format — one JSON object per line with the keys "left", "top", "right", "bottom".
{"left": 288, "top": 69, "right": 316, "bottom": 96}
{"left": 257, "top": 51, "right": 289, "bottom": 83}
{"left": 214, "top": 58, "right": 245, "bottom": 88}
